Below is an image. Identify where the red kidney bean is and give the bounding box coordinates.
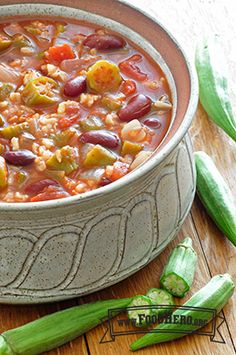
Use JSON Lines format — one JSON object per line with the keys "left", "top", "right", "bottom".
{"left": 63, "top": 76, "right": 87, "bottom": 97}
{"left": 4, "top": 149, "right": 36, "bottom": 166}
{"left": 25, "top": 179, "right": 59, "bottom": 195}
{"left": 143, "top": 117, "right": 161, "bottom": 129}
{"left": 99, "top": 177, "right": 112, "bottom": 187}
{"left": 80, "top": 130, "right": 120, "bottom": 148}
{"left": 117, "top": 94, "right": 152, "bottom": 122}
{"left": 83, "top": 34, "right": 126, "bottom": 50}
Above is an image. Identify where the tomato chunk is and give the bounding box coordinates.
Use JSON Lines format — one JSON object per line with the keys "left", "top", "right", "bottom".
{"left": 120, "top": 80, "right": 137, "bottom": 96}
{"left": 58, "top": 115, "right": 79, "bottom": 130}
{"left": 110, "top": 161, "right": 130, "bottom": 181}
{"left": 30, "top": 185, "right": 69, "bottom": 202}
{"left": 47, "top": 44, "right": 75, "bottom": 64}
{"left": 119, "top": 55, "right": 148, "bottom": 81}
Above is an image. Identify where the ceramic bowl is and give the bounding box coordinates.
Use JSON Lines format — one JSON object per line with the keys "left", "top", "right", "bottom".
{"left": 0, "top": 1, "right": 198, "bottom": 303}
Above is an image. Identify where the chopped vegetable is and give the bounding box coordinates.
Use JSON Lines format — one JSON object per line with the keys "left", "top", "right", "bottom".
{"left": 0, "top": 156, "right": 8, "bottom": 189}
{"left": 0, "top": 143, "right": 5, "bottom": 155}
{"left": 121, "top": 140, "right": 143, "bottom": 156}
{"left": 130, "top": 274, "right": 235, "bottom": 350}
{"left": 195, "top": 151, "right": 236, "bottom": 246}
{"left": 83, "top": 144, "right": 116, "bottom": 167}
{"left": 46, "top": 146, "right": 78, "bottom": 174}
{"left": 0, "top": 33, "right": 12, "bottom": 52}
{"left": 13, "top": 34, "right": 32, "bottom": 48}
{"left": 53, "top": 129, "right": 76, "bottom": 147}
{"left": 0, "top": 63, "right": 21, "bottom": 85}
{"left": 79, "top": 115, "right": 104, "bottom": 131}
{"left": 146, "top": 288, "right": 175, "bottom": 316}
{"left": 0, "top": 298, "right": 132, "bottom": 354}
{"left": 47, "top": 44, "right": 75, "bottom": 64}
{"left": 110, "top": 161, "right": 129, "bottom": 181}
{"left": 130, "top": 151, "right": 152, "bottom": 170}
{"left": 121, "top": 119, "right": 146, "bottom": 142}
{"left": 119, "top": 54, "right": 148, "bottom": 81}
{"left": 0, "top": 82, "right": 15, "bottom": 101}
{"left": 101, "top": 96, "right": 122, "bottom": 110}
{"left": 87, "top": 60, "right": 122, "bottom": 93}
{"left": 0, "top": 114, "right": 5, "bottom": 127}
{"left": 30, "top": 185, "right": 69, "bottom": 202}
{"left": 58, "top": 115, "right": 79, "bottom": 130}
{"left": 120, "top": 79, "right": 137, "bottom": 96}
{"left": 15, "top": 171, "right": 27, "bottom": 185}
{"left": 160, "top": 237, "right": 197, "bottom": 297}
{"left": 22, "top": 76, "right": 59, "bottom": 107}
{"left": 24, "top": 24, "right": 41, "bottom": 35}
{"left": 0, "top": 123, "right": 29, "bottom": 139}
{"left": 55, "top": 23, "right": 65, "bottom": 35}
{"left": 128, "top": 295, "right": 153, "bottom": 327}
{"left": 195, "top": 36, "right": 236, "bottom": 142}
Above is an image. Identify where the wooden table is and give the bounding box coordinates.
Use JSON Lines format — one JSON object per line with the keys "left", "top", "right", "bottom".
{"left": 0, "top": 0, "right": 236, "bottom": 354}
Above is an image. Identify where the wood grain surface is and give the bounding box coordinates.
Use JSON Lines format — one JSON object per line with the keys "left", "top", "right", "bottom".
{"left": 0, "top": 0, "right": 236, "bottom": 354}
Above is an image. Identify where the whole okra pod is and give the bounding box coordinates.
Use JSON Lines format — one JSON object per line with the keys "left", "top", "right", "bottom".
{"left": 130, "top": 274, "right": 235, "bottom": 351}
{"left": 195, "top": 151, "right": 236, "bottom": 246}
{"left": 195, "top": 35, "right": 236, "bottom": 142}
{"left": 0, "top": 297, "right": 132, "bottom": 355}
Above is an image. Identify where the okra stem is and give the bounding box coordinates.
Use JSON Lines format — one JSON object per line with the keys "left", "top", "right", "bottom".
{"left": 130, "top": 274, "right": 235, "bottom": 351}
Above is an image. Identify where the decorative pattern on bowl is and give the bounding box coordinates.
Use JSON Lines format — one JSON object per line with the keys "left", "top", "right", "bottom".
{"left": 0, "top": 135, "right": 195, "bottom": 303}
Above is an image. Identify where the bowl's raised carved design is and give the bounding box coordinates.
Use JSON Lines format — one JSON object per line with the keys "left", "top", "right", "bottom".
{"left": 0, "top": 136, "right": 195, "bottom": 303}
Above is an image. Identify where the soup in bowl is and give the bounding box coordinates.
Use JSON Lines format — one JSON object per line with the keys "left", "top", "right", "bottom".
{"left": 0, "top": 1, "right": 198, "bottom": 304}
{"left": 0, "top": 17, "right": 173, "bottom": 202}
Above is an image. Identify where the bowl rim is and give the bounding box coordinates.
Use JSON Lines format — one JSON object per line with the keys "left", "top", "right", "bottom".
{"left": 0, "top": 1, "right": 199, "bottom": 211}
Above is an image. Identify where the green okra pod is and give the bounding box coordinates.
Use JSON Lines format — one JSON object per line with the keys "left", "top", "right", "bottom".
{"left": 195, "top": 35, "right": 236, "bottom": 142}
{"left": 160, "top": 237, "right": 197, "bottom": 297}
{"left": 130, "top": 273, "right": 235, "bottom": 351}
{"left": 195, "top": 151, "right": 236, "bottom": 246}
{"left": 0, "top": 297, "right": 132, "bottom": 355}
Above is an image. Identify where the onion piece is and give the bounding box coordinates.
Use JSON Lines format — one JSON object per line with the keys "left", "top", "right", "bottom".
{"left": 61, "top": 56, "right": 100, "bottom": 73}
{"left": 121, "top": 119, "right": 146, "bottom": 142}
{"left": 80, "top": 168, "right": 105, "bottom": 181}
{"left": 0, "top": 63, "right": 22, "bottom": 85}
{"left": 39, "top": 25, "right": 54, "bottom": 42}
{"left": 130, "top": 151, "right": 152, "bottom": 170}
{"left": 4, "top": 23, "right": 24, "bottom": 36}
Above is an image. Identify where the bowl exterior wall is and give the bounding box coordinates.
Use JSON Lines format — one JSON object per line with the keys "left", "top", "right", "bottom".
{"left": 0, "top": 134, "right": 195, "bottom": 303}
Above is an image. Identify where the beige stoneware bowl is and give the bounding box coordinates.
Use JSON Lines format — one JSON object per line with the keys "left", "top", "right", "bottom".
{"left": 0, "top": 0, "right": 198, "bottom": 303}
